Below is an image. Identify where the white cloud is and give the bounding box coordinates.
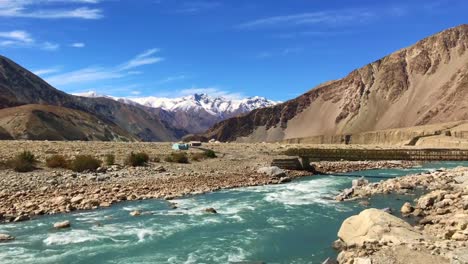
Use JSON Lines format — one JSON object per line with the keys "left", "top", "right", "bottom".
{"left": 156, "top": 75, "right": 188, "bottom": 85}
{"left": 0, "top": 0, "right": 103, "bottom": 20}
{"left": 41, "top": 41, "right": 60, "bottom": 51}
{"left": 237, "top": 9, "right": 375, "bottom": 30}
{"left": 0, "top": 30, "right": 58, "bottom": 50}
{"left": 46, "top": 66, "right": 125, "bottom": 86}
{"left": 0, "top": 30, "right": 33, "bottom": 43}
{"left": 33, "top": 67, "right": 61, "bottom": 76}
{"left": 176, "top": 1, "right": 221, "bottom": 13}
{"left": 45, "top": 48, "right": 164, "bottom": 87}
{"left": 119, "top": 48, "right": 164, "bottom": 70}
{"left": 71, "top": 42, "right": 85, "bottom": 48}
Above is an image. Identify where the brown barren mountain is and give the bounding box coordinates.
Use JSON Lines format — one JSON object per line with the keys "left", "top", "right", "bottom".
{"left": 191, "top": 25, "right": 468, "bottom": 143}
{"left": 0, "top": 56, "right": 183, "bottom": 141}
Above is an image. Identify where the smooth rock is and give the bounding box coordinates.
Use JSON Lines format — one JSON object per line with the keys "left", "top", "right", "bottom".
{"left": 257, "top": 166, "right": 286, "bottom": 178}
{"left": 401, "top": 202, "right": 414, "bottom": 214}
{"left": 54, "top": 220, "right": 71, "bottom": 229}
{"left": 338, "top": 208, "right": 424, "bottom": 247}
{"left": 0, "top": 234, "right": 14, "bottom": 242}
{"left": 130, "top": 210, "right": 141, "bottom": 216}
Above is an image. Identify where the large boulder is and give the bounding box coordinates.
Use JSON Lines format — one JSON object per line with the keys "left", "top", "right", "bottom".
{"left": 257, "top": 166, "right": 286, "bottom": 178}
{"left": 338, "top": 208, "right": 423, "bottom": 247}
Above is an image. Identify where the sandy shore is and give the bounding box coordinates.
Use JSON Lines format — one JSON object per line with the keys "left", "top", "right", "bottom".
{"left": 0, "top": 141, "right": 420, "bottom": 224}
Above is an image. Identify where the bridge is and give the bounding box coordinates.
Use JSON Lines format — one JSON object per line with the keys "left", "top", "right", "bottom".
{"left": 271, "top": 148, "right": 468, "bottom": 171}
{"left": 284, "top": 148, "right": 468, "bottom": 162}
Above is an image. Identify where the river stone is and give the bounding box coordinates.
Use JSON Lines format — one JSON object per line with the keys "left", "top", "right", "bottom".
{"left": 352, "top": 178, "right": 368, "bottom": 188}
{"left": 130, "top": 210, "right": 141, "bottom": 216}
{"left": 452, "top": 247, "right": 468, "bottom": 264}
{"left": 401, "top": 202, "right": 414, "bottom": 214}
{"left": 70, "top": 195, "right": 84, "bottom": 204}
{"left": 256, "top": 166, "right": 286, "bottom": 178}
{"left": 354, "top": 258, "right": 371, "bottom": 264}
{"left": 203, "top": 208, "right": 217, "bottom": 214}
{"left": 54, "top": 220, "right": 71, "bottom": 229}
{"left": 338, "top": 208, "right": 424, "bottom": 247}
{"left": 0, "top": 234, "right": 14, "bottom": 242}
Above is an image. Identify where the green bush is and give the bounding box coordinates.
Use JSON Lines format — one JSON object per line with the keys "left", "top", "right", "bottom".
{"left": 46, "top": 155, "right": 69, "bottom": 169}
{"left": 165, "top": 152, "right": 189, "bottom": 164}
{"left": 105, "top": 154, "right": 115, "bottom": 166}
{"left": 69, "top": 155, "right": 102, "bottom": 172}
{"left": 125, "top": 152, "right": 149, "bottom": 167}
{"left": 204, "top": 149, "right": 217, "bottom": 159}
{"left": 9, "top": 151, "right": 37, "bottom": 172}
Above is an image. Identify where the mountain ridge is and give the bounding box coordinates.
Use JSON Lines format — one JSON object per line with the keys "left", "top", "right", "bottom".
{"left": 75, "top": 92, "right": 279, "bottom": 134}
{"left": 189, "top": 24, "right": 468, "bottom": 142}
{"left": 0, "top": 56, "right": 181, "bottom": 141}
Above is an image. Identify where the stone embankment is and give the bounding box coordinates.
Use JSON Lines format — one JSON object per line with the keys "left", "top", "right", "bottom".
{"left": 333, "top": 166, "right": 468, "bottom": 264}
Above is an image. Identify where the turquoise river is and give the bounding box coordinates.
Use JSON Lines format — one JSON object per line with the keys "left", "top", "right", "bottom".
{"left": 1, "top": 162, "right": 467, "bottom": 264}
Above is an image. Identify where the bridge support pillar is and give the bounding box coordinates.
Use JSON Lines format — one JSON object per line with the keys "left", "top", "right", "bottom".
{"left": 299, "top": 156, "right": 314, "bottom": 171}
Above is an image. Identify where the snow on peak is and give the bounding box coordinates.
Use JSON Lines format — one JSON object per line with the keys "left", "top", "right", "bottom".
{"left": 130, "top": 93, "right": 279, "bottom": 117}
{"left": 75, "top": 91, "right": 280, "bottom": 118}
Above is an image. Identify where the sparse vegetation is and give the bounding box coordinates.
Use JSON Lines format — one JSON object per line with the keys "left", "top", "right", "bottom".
{"left": 190, "top": 149, "right": 217, "bottom": 162}
{"left": 105, "top": 154, "right": 115, "bottom": 166}
{"left": 8, "top": 151, "right": 37, "bottom": 172}
{"left": 125, "top": 152, "right": 149, "bottom": 167}
{"left": 165, "top": 152, "right": 189, "bottom": 164}
{"left": 46, "top": 155, "right": 69, "bottom": 169}
{"left": 203, "top": 149, "right": 217, "bottom": 159}
{"left": 69, "top": 155, "right": 102, "bottom": 172}
{"left": 152, "top": 156, "right": 161, "bottom": 163}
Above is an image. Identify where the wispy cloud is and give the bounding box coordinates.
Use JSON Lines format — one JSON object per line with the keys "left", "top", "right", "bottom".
{"left": 175, "top": 1, "right": 221, "bottom": 13}
{"left": 0, "top": 0, "right": 103, "bottom": 20}
{"left": 0, "top": 30, "right": 33, "bottom": 46}
{"left": 119, "top": 49, "right": 164, "bottom": 70}
{"left": 42, "top": 41, "right": 60, "bottom": 51}
{"left": 156, "top": 75, "right": 189, "bottom": 85}
{"left": 256, "top": 47, "right": 303, "bottom": 59}
{"left": 45, "top": 48, "right": 164, "bottom": 87}
{"left": 33, "top": 67, "right": 62, "bottom": 76}
{"left": 71, "top": 42, "right": 85, "bottom": 48}
{"left": 0, "top": 30, "right": 59, "bottom": 51}
{"left": 237, "top": 9, "right": 375, "bottom": 30}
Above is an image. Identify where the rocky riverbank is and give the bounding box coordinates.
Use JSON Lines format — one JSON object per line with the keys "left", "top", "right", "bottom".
{"left": 0, "top": 141, "right": 427, "bottom": 226}
{"left": 333, "top": 166, "right": 468, "bottom": 264}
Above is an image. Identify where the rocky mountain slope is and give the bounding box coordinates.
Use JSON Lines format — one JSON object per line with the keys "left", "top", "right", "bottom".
{"left": 191, "top": 24, "right": 468, "bottom": 142}
{"left": 0, "top": 56, "right": 182, "bottom": 141}
{"left": 75, "top": 92, "right": 279, "bottom": 134}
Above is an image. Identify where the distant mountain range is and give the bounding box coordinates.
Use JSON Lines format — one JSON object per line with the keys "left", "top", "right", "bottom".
{"left": 1, "top": 25, "right": 467, "bottom": 143}
{"left": 190, "top": 24, "right": 468, "bottom": 142}
{"left": 0, "top": 56, "right": 276, "bottom": 141}
{"left": 74, "top": 92, "right": 279, "bottom": 134}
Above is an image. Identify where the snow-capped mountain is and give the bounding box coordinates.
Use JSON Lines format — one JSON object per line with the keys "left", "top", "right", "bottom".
{"left": 74, "top": 92, "right": 279, "bottom": 134}
{"left": 130, "top": 93, "right": 278, "bottom": 118}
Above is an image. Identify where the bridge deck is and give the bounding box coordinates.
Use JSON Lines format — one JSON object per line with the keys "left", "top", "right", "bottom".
{"left": 284, "top": 148, "right": 468, "bottom": 161}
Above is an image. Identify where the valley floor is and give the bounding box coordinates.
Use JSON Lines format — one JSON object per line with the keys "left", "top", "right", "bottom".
{"left": 0, "top": 141, "right": 448, "bottom": 223}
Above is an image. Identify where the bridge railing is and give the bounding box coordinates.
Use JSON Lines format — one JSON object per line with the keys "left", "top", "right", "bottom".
{"left": 284, "top": 148, "right": 468, "bottom": 161}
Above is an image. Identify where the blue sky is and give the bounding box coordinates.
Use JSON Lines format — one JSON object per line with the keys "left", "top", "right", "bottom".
{"left": 0, "top": 0, "right": 467, "bottom": 101}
